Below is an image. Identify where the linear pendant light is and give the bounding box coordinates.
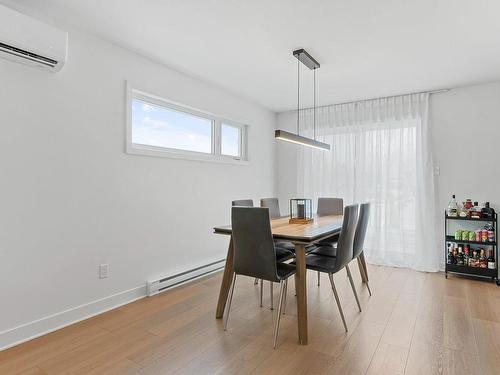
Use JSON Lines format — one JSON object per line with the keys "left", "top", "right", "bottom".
{"left": 275, "top": 49, "right": 330, "bottom": 151}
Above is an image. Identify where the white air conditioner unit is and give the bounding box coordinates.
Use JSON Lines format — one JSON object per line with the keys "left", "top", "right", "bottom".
{"left": 0, "top": 5, "right": 67, "bottom": 72}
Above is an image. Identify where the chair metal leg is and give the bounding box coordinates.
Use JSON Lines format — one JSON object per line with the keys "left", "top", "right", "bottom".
{"left": 224, "top": 274, "right": 237, "bottom": 331}
{"left": 260, "top": 278, "right": 263, "bottom": 307}
{"left": 282, "top": 278, "right": 288, "bottom": 315}
{"left": 357, "top": 259, "right": 372, "bottom": 296}
{"left": 328, "top": 273, "right": 348, "bottom": 332}
{"left": 365, "top": 280, "right": 372, "bottom": 297}
{"left": 254, "top": 278, "right": 259, "bottom": 285}
{"left": 346, "top": 264, "right": 362, "bottom": 312}
{"left": 270, "top": 282, "right": 274, "bottom": 310}
{"left": 317, "top": 271, "right": 320, "bottom": 286}
{"left": 273, "top": 280, "right": 286, "bottom": 349}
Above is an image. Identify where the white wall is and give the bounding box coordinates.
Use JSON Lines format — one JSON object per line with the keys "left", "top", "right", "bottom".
{"left": 276, "top": 81, "right": 500, "bottom": 264}
{"left": 0, "top": 28, "right": 276, "bottom": 348}
{"left": 430, "top": 81, "right": 500, "bottom": 216}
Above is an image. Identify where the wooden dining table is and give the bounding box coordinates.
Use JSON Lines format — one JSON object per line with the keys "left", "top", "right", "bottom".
{"left": 213, "top": 214, "right": 369, "bottom": 345}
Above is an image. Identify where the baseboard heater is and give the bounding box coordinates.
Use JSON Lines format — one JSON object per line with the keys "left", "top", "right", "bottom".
{"left": 146, "top": 259, "right": 225, "bottom": 297}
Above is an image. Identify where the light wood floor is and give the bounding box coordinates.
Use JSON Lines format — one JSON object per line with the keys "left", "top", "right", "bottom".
{"left": 1, "top": 265, "right": 499, "bottom": 375}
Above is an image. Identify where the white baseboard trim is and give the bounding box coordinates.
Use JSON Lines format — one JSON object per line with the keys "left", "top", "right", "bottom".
{"left": 0, "top": 260, "right": 226, "bottom": 352}
{"left": 0, "top": 285, "right": 147, "bottom": 351}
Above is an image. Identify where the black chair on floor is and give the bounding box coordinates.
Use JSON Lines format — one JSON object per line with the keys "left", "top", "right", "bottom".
{"left": 225, "top": 207, "right": 296, "bottom": 348}
{"left": 259, "top": 198, "right": 296, "bottom": 308}
{"left": 311, "top": 203, "right": 372, "bottom": 296}
{"left": 260, "top": 198, "right": 295, "bottom": 251}
{"left": 299, "top": 204, "right": 360, "bottom": 332}
{"left": 352, "top": 203, "right": 372, "bottom": 296}
{"left": 232, "top": 199, "right": 254, "bottom": 207}
{"left": 310, "top": 197, "right": 344, "bottom": 285}
{"left": 316, "top": 197, "right": 344, "bottom": 245}
{"left": 233, "top": 199, "right": 294, "bottom": 309}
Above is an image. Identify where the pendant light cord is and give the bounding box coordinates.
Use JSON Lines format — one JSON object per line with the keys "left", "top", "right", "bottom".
{"left": 313, "top": 67, "right": 316, "bottom": 140}
{"left": 297, "top": 56, "right": 300, "bottom": 135}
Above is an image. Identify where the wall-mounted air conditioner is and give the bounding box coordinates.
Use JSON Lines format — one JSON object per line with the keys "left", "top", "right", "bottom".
{"left": 0, "top": 5, "right": 68, "bottom": 72}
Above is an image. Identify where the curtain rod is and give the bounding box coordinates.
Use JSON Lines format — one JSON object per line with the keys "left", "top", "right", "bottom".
{"left": 283, "top": 88, "right": 450, "bottom": 113}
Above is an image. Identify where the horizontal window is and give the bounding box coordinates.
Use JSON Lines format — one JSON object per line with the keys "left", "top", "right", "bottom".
{"left": 127, "top": 86, "right": 248, "bottom": 163}
{"left": 132, "top": 99, "right": 212, "bottom": 154}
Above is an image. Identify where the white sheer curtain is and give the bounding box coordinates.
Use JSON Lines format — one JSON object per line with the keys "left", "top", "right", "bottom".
{"left": 298, "top": 93, "right": 439, "bottom": 272}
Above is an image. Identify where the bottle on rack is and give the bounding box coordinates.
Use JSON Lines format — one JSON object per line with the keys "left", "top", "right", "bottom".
{"left": 470, "top": 250, "right": 478, "bottom": 267}
{"left": 479, "top": 249, "right": 488, "bottom": 268}
{"left": 481, "top": 202, "right": 495, "bottom": 220}
{"left": 457, "top": 247, "right": 465, "bottom": 266}
{"left": 471, "top": 202, "right": 482, "bottom": 218}
{"left": 464, "top": 199, "right": 473, "bottom": 210}
{"left": 447, "top": 247, "right": 454, "bottom": 265}
{"left": 447, "top": 195, "right": 459, "bottom": 217}
{"left": 487, "top": 249, "right": 495, "bottom": 269}
{"left": 459, "top": 202, "right": 468, "bottom": 217}
{"left": 464, "top": 245, "right": 470, "bottom": 266}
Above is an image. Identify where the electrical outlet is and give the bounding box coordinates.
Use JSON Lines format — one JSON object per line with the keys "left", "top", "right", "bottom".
{"left": 99, "top": 264, "right": 109, "bottom": 279}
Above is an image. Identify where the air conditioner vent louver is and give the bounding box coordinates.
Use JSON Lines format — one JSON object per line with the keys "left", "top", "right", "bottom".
{"left": 0, "top": 42, "right": 58, "bottom": 67}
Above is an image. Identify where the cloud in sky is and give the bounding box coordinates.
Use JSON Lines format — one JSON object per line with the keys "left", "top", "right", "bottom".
{"left": 141, "top": 103, "right": 157, "bottom": 112}
{"left": 142, "top": 116, "right": 168, "bottom": 130}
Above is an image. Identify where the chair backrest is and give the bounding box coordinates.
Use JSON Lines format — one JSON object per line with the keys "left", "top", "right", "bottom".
{"left": 353, "top": 203, "right": 370, "bottom": 259}
{"left": 317, "top": 198, "right": 343, "bottom": 216}
{"left": 231, "top": 207, "right": 280, "bottom": 282}
{"left": 333, "top": 204, "right": 359, "bottom": 270}
{"left": 232, "top": 199, "right": 253, "bottom": 207}
{"left": 260, "top": 198, "right": 281, "bottom": 219}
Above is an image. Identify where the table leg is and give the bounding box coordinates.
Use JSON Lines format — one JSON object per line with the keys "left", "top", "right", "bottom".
{"left": 294, "top": 243, "right": 308, "bottom": 345}
{"left": 216, "top": 236, "right": 234, "bottom": 319}
{"left": 357, "top": 251, "right": 369, "bottom": 283}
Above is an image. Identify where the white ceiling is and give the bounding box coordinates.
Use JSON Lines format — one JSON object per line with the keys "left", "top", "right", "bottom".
{"left": 4, "top": 0, "right": 500, "bottom": 112}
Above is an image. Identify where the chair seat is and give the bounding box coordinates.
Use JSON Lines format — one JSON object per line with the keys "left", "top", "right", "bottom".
{"left": 316, "top": 233, "right": 339, "bottom": 246}
{"left": 276, "top": 241, "right": 317, "bottom": 253}
{"left": 293, "top": 254, "right": 339, "bottom": 274}
{"left": 277, "top": 262, "right": 296, "bottom": 280}
{"left": 309, "top": 245, "right": 337, "bottom": 258}
{"left": 275, "top": 247, "right": 295, "bottom": 262}
{"left": 275, "top": 241, "right": 295, "bottom": 251}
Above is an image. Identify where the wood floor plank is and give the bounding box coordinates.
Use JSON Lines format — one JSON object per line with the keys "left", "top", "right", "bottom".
{"left": 443, "top": 295, "right": 475, "bottom": 351}
{"left": 366, "top": 343, "right": 407, "bottom": 375}
{"left": 2, "top": 267, "right": 498, "bottom": 375}
{"left": 471, "top": 318, "right": 500, "bottom": 375}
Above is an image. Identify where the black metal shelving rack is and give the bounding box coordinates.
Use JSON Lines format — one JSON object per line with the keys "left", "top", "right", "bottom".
{"left": 445, "top": 212, "right": 499, "bottom": 285}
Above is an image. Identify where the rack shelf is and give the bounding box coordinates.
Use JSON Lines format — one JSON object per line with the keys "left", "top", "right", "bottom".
{"left": 445, "top": 211, "right": 498, "bottom": 285}
{"left": 445, "top": 215, "right": 494, "bottom": 222}
{"left": 445, "top": 236, "right": 496, "bottom": 246}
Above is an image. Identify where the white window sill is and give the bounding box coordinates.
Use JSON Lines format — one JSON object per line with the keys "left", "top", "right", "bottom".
{"left": 126, "top": 144, "right": 249, "bottom": 165}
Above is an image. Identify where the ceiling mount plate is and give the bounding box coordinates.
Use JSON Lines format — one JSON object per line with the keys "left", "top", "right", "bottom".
{"left": 293, "top": 49, "right": 320, "bottom": 70}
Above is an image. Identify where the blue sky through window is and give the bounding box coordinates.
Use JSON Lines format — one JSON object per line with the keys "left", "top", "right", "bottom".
{"left": 132, "top": 99, "right": 212, "bottom": 153}
{"left": 221, "top": 124, "right": 240, "bottom": 157}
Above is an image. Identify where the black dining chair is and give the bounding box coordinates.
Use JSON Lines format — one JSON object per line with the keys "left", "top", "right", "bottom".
{"left": 232, "top": 199, "right": 254, "bottom": 207}
{"left": 259, "top": 198, "right": 296, "bottom": 308}
{"left": 311, "top": 203, "right": 372, "bottom": 297}
{"left": 260, "top": 198, "right": 296, "bottom": 250}
{"left": 299, "top": 204, "right": 359, "bottom": 332}
{"left": 352, "top": 203, "right": 372, "bottom": 296}
{"left": 225, "top": 207, "right": 296, "bottom": 348}
{"left": 317, "top": 197, "right": 344, "bottom": 217}
{"left": 233, "top": 199, "right": 294, "bottom": 309}
{"left": 311, "top": 197, "right": 344, "bottom": 285}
